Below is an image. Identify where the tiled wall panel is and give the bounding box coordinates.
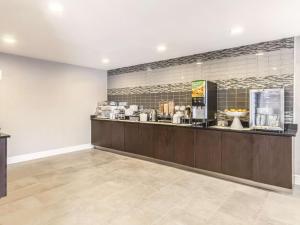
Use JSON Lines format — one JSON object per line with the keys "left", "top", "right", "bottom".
{"left": 107, "top": 38, "right": 295, "bottom": 123}
{"left": 108, "top": 38, "right": 294, "bottom": 76}
{"left": 108, "top": 49, "right": 294, "bottom": 89}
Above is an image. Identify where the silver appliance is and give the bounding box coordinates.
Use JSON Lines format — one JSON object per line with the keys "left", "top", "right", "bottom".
{"left": 249, "top": 89, "right": 285, "bottom": 131}
{"left": 95, "top": 101, "right": 127, "bottom": 119}
{"left": 150, "top": 109, "right": 157, "bottom": 122}
{"left": 192, "top": 107, "right": 205, "bottom": 119}
{"left": 97, "top": 105, "right": 116, "bottom": 118}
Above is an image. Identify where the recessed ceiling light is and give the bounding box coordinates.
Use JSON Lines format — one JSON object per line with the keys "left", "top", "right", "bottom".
{"left": 272, "top": 67, "right": 277, "bottom": 71}
{"left": 101, "top": 58, "right": 110, "bottom": 64}
{"left": 255, "top": 52, "right": 264, "bottom": 56}
{"left": 157, "top": 44, "right": 167, "bottom": 53}
{"left": 2, "top": 35, "right": 17, "bottom": 45}
{"left": 48, "top": 2, "right": 64, "bottom": 14}
{"left": 230, "top": 26, "right": 244, "bottom": 36}
{"left": 196, "top": 61, "right": 203, "bottom": 65}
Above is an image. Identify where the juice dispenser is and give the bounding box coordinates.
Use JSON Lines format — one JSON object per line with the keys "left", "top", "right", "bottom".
{"left": 192, "top": 80, "right": 217, "bottom": 121}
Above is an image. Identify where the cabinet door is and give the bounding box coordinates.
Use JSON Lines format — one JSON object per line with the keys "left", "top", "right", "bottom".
{"left": 139, "top": 124, "right": 154, "bottom": 157}
{"left": 194, "top": 130, "right": 222, "bottom": 172}
{"left": 124, "top": 123, "right": 140, "bottom": 154}
{"left": 173, "top": 127, "right": 194, "bottom": 167}
{"left": 111, "top": 122, "right": 124, "bottom": 151}
{"left": 221, "top": 132, "right": 253, "bottom": 179}
{"left": 0, "top": 139, "right": 7, "bottom": 198}
{"left": 91, "top": 120, "right": 112, "bottom": 148}
{"left": 253, "top": 135, "right": 292, "bottom": 189}
{"left": 153, "top": 125, "right": 174, "bottom": 162}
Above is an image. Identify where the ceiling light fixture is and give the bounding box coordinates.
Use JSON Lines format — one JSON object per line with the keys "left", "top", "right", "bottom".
{"left": 230, "top": 26, "right": 244, "bottom": 36}
{"left": 255, "top": 52, "right": 264, "bottom": 56}
{"left": 48, "top": 2, "right": 64, "bottom": 14}
{"left": 101, "top": 58, "right": 110, "bottom": 64}
{"left": 2, "top": 35, "right": 17, "bottom": 45}
{"left": 196, "top": 61, "right": 203, "bottom": 65}
{"left": 157, "top": 44, "right": 167, "bottom": 53}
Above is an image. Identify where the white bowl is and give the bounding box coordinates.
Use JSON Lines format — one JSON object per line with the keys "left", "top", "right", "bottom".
{"left": 175, "top": 105, "right": 180, "bottom": 111}
{"left": 225, "top": 111, "right": 248, "bottom": 117}
{"left": 180, "top": 106, "right": 186, "bottom": 111}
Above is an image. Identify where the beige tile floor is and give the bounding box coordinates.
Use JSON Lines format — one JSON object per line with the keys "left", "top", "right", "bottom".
{"left": 0, "top": 149, "right": 300, "bottom": 225}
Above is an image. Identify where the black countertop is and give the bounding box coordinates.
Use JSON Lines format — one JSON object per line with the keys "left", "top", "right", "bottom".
{"left": 91, "top": 116, "right": 297, "bottom": 137}
{"left": 0, "top": 133, "right": 10, "bottom": 139}
{"left": 199, "top": 126, "right": 297, "bottom": 137}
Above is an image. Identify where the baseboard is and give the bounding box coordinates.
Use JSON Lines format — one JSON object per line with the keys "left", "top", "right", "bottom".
{"left": 7, "top": 144, "right": 93, "bottom": 164}
{"left": 295, "top": 175, "right": 300, "bottom": 186}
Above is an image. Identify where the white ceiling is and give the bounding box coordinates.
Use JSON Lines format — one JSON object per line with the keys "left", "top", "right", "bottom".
{"left": 0, "top": 0, "right": 300, "bottom": 70}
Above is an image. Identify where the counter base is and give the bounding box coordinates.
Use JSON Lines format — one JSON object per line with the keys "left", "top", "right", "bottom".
{"left": 0, "top": 138, "right": 8, "bottom": 198}
{"left": 94, "top": 146, "right": 292, "bottom": 193}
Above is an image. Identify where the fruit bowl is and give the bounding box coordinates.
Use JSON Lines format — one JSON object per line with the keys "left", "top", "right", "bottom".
{"left": 224, "top": 110, "right": 248, "bottom": 130}
{"left": 225, "top": 111, "right": 248, "bottom": 118}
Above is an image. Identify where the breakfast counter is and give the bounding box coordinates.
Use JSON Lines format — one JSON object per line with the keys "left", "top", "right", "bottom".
{"left": 0, "top": 133, "right": 10, "bottom": 139}
{"left": 91, "top": 116, "right": 297, "bottom": 137}
{"left": 0, "top": 133, "right": 9, "bottom": 198}
{"left": 91, "top": 116, "right": 296, "bottom": 190}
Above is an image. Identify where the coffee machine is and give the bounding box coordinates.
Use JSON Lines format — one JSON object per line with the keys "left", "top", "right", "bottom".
{"left": 192, "top": 80, "right": 217, "bottom": 126}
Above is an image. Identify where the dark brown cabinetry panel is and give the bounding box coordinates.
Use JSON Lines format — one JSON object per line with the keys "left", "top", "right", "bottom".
{"left": 111, "top": 122, "right": 124, "bottom": 151}
{"left": 173, "top": 127, "right": 194, "bottom": 167}
{"left": 124, "top": 123, "right": 140, "bottom": 154}
{"left": 253, "top": 135, "right": 292, "bottom": 189}
{"left": 91, "top": 120, "right": 112, "bottom": 148}
{"left": 138, "top": 124, "right": 154, "bottom": 157}
{"left": 221, "top": 132, "right": 253, "bottom": 179}
{"left": 194, "top": 130, "right": 222, "bottom": 172}
{"left": 0, "top": 139, "right": 7, "bottom": 198}
{"left": 91, "top": 119, "right": 294, "bottom": 189}
{"left": 153, "top": 125, "right": 174, "bottom": 162}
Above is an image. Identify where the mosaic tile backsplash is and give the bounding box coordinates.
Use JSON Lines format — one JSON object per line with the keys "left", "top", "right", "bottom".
{"left": 108, "top": 38, "right": 294, "bottom": 76}
{"left": 107, "top": 38, "right": 295, "bottom": 123}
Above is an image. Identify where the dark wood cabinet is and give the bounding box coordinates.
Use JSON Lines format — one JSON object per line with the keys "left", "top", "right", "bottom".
{"left": 253, "top": 135, "right": 292, "bottom": 189}
{"left": 194, "top": 130, "right": 222, "bottom": 172}
{"left": 221, "top": 132, "right": 253, "bottom": 179}
{"left": 173, "top": 127, "right": 194, "bottom": 167}
{"left": 91, "top": 119, "right": 294, "bottom": 189}
{"left": 124, "top": 123, "right": 140, "bottom": 154}
{"left": 153, "top": 125, "right": 174, "bottom": 162}
{"left": 111, "top": 121, "right": 124, "bottom": 151}
{"left": 138, "top": 124, "right": 154, "bottom": 157}
{"left": 0, "top": 138, "right": 7, "bottom": 198}
{"left": 91, "top": 120, "right": 112, "bottom": 148}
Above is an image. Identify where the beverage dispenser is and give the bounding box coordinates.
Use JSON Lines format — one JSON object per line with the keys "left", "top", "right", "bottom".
{"left": 192, "top": 80, "right": 217, "bottom": 121}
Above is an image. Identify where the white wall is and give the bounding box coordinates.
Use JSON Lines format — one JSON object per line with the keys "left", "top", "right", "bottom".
{"left": 295, "top": 37, "right": 300, "bottom": 176}
{"left": 0, "top": 53, "right": 107, "bottom": 157}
